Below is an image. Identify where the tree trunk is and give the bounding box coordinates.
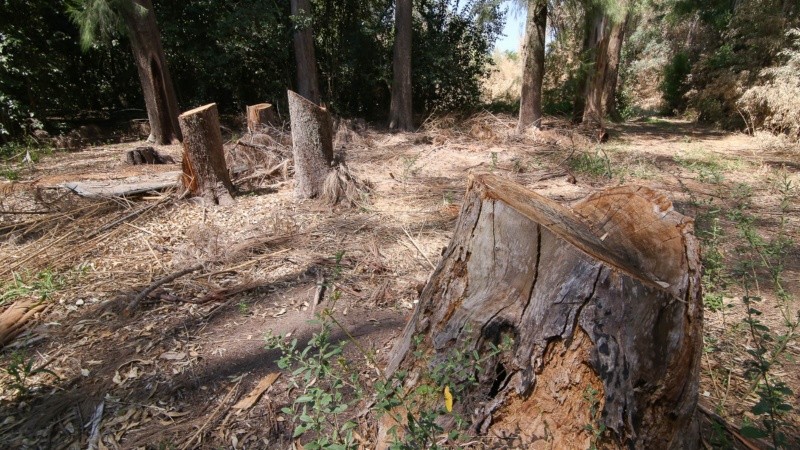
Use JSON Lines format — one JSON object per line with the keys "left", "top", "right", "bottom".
{"left": 290, "top": 0, "right": 321, "bottom": 105}
{"left": 517, "top": 0, "right": 547, "bottom": 133}
{"left": 122, "top": 0, "right": 182, "bottom": 145}
{"left": 581, "top": 14, "right": 612, "bottom": 126}
{"left": 389, "top": 0, "right": 413, "bottom": 131}
{"left": 287, "top": 90, "right": 333, "bottom": 199}
{"left": 246, "top": 103, "right": 277, "bottom": 133}
{"left": 178, "top": 103, "right": 235, "bottom": 205}
{"left": 602, "top": 14, "right": 629, "bottom": 120}
{"left": 384, "top": 174, "right": 702, "bottom": 449}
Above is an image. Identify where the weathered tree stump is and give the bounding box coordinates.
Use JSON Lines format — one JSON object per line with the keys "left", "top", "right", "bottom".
{"left": 177, "top": 103, "right": 235, "bottom": 205}
{"left": 246, "top": 103, "right": 277, "bottom": 133}
{"left": 287, "top": 90, "right": 333, "bottom": 199}
{"left": 384, "top": 174, "right": 702, "bottom": 449}
{"left": 125, "top": 146, "right": 175, "bottom": 165}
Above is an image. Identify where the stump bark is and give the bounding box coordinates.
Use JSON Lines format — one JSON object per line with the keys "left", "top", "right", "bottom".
{"left": 246, "top": 103, "right": 277, "bottom": 133}
{"left": 177, "top": 103, "right": 235, "bottom": 205}
{"left": 384, "top": 174, "right": 702, "bottom": 449}
{"left": 287, "top": 90, "right": 333, "bottom": 199}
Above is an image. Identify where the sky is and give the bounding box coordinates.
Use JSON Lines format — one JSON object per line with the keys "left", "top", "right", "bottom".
{"left": 495, "top": 6, "right": 526, "bottom": 53}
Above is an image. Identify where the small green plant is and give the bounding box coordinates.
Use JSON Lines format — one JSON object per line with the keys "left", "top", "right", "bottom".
{"left": 0, "top": 269, "right": 66, "bottom": 306}
{"left": 583, "top": 386, "right": 607, "bottom": 450}
{"left": 237, "top": 300, "right": 250, "bottom": 315}
{"left": 401, "top": 155, "right": 420, "bottom": 180}
{"left": 490, "top": 151, "right": 498, "bottom": 171}
{"left": 267, "top": 268, "right": 512, "bottom": 449}
{"left": 3, "top": 351, "right": 57, "bottom": 396}
{"left": 569, "top": 148, "right": 612, "bottom": 178}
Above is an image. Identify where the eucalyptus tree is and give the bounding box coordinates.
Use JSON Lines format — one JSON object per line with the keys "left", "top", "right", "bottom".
{"left": 517, "top": 0, "right": 548, "bottom": 132}
{"left": 290, "top": 0, "right": 321, "bottom": 105}
{"left": 389, "top": 0, "right": 413, "bottom": 131}
{"left": 69, "top": 0, "right": 181, "bottom": 144}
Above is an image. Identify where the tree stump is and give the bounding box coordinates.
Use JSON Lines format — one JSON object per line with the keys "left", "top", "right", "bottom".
{"left": 287, "top": 90, "right": 333, "bottom": 199}
{"left": 177, "top": 103, "right": 235, "bottom": 205}
{"left": 383, "top": 174, "right": 702, "bottom": 449}
{"left": 246, "top": 103, "right": 277, "bottom": 133}
{"left": 125, "top": 146, "right": 175, "bottom": 165}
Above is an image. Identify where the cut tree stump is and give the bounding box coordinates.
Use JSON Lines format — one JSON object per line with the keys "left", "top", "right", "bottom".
{"left": 382, "top": 174, "right": 702, "bottom": 449}
{"left": 178, "top": 103, "right": 235, "bottom": 205}
{"left": 246, "top": 103, "right": 277, "bottom": 133}
{"left": 125, "top": 146, "right": 175, "bottom": 165}
{"left": 287, "top": 90, "right": 333, "bottom": 199}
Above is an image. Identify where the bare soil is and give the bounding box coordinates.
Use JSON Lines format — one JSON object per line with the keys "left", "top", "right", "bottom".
{"left": 0, "top": 114, "right": 798, "bottom": 449}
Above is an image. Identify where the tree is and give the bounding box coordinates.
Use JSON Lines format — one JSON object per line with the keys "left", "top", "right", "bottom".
{"left": 290, "top": 0, "right": 321, "bottom": 105}
{"left": 517, "top": 0, "right": 548, "bottom": 132}
{"left": 574, "top": 0, "right": 628, "bottom": 126}
{"left": 69, "top": 0, "right": 181, "bottom": 144}
{"left": 383, "top": 174, "right": 703, "bottom": 448}
{"left": 389, "top": 0, "right": 414, "bottom": 131}
{"left": 602, "top": 12, "right": 628, "bottom": 118}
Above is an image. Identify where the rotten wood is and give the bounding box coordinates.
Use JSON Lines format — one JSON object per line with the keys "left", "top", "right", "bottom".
{"left": 382, "top": 173, "right": 703, "bottom": 449}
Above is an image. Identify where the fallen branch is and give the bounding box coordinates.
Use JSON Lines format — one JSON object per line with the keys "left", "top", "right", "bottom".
{"left": 125, "top": 264, "right": 203, "bottom": 314}
{"left": 401, "top": 226, "right": 436, "bottom": 270}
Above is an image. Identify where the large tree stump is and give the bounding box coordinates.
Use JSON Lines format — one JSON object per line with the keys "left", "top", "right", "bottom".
{"left": 246, "top": 103, "right": 277, "bottom": 133}
{"left": 287, "top": 90, "right": 333, "bottom": 199}
{"left": 384, "top": 174, "right": 702, "bottom": 449}
{"left": 178, "top": 103, "right": 235, "bottom": 205}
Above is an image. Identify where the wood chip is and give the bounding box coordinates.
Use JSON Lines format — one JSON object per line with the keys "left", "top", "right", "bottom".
{"left": 233, "top": 372, "right": 281, "bottom": 411}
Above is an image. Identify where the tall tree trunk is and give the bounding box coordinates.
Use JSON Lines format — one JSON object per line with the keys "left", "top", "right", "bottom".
{"left": 382, "top": 174, "right": 703, "bottom": 449}
{"left": 288, "top": 90, "right": 333, "bottom": 199}
{"left": 581, "top": 14, "right": 612, "bottom": 126}
{"left": 517, "top": 0, "right": 547, "bottom": 133}
{"left": 290, "top": 0, "right": 321, "bottom": 105}
{"left": 122, "top": 0, "right": 181, "bottom": 145}
{"left": 572, "top": 5, "right": 605, "bottom": 123}
{"left": 602, "top": 14, "right": 628, "bottom": 119}
{"left": 389, "top": 0, "right": 413, "bottom": 131}
{"left": 178, "top": 103, "right": 235, "bottom": 205}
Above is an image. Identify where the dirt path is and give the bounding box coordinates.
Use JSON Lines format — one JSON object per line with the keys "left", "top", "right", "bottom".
{"left": 0, "top": 115, "right": 798, "bottom": 448}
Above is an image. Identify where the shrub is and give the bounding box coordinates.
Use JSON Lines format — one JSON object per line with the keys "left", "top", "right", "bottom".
{"left": 737, "top": 29, "right": 800, "bottom": 140}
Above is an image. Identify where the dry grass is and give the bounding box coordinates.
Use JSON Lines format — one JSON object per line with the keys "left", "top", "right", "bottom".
{"left": 0, "top": 115, "right": 797, "bottom": 448}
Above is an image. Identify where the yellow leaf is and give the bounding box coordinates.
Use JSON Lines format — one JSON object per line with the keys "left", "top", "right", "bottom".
{"left": 444, "top": 385, "right": 453, "bottom": 412}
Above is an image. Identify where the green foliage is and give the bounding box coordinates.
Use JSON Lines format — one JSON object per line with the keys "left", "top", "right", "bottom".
{"left": 583, "top": 386, "right": 606, "bottom": 450}
{"left": 412, "top": 0, "right": 504, "bottom": 113}
{"left": 660, "top": 51, "right": 690, "bottom": 114}
{"left": 3, "top": 351, "right": 57, "bottom": 396}
{"left": 0, "top": 0, "right": 140, "bottom": 140}
{"left": 568, "top": 147, "right": 613, "bottom": 178}
{"left": 66, "top": 0, "right": 136, "bottom": 50}
{"left": 0, "top": 269, "right": 66, "bottom": 306}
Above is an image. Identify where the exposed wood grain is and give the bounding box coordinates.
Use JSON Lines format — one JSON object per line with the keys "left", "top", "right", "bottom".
{"left": 384, "top": 173, "right": 702, "bottom": 449}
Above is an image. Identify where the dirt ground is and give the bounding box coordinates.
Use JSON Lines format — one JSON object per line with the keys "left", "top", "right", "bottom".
{"left": 0, "top": 114, "right": 798, "bottom": 449}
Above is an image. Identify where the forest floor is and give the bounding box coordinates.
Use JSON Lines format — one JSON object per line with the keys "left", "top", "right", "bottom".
{"left": 0, "top": 114, "right": 798, "bottom": 449}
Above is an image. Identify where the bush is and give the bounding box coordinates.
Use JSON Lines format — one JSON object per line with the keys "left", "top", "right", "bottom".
{"left": 737, "top": 29, "right": 800, "bottom": 139}
{"left": 660, "top": 51, "right": 691, "bottom": 114}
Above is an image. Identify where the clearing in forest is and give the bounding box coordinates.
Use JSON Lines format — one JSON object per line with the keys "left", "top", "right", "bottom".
{"left": 0, "top": 115, "right": 797, "bottom": 448}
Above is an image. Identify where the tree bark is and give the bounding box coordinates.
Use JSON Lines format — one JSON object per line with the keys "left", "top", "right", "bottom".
{"left": 290, "top": 0, "right": 321, "bottom": 105}
{"left": 287, "top": 90, "right": 333, "bottom": 199}
{"left": 517, "top": 0, "right": 547, "bottom": 133}
{"left": 602, "top": 14, "right": 629, "bottom": 120}
{"left": 178, "top": 103, "right": 235, "bottom": 205}
{"left": 122, "top": 0, "right": 182, "bottom": 145}
{"left": 246, "top": 103, "right": 277, "bottom": 133}
{"left": 389, "top": 0, "right": 413, "bottom": 131}
{"left": 384, "top": 174, "right": 702, "bottom": 449}
{"left": 581, "top": 14, "right": 612, "bottom": 126}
